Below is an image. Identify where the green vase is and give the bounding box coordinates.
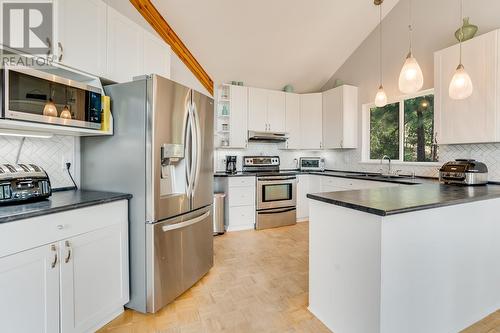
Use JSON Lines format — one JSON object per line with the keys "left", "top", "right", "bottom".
{"left": 455, "top": 17, "right": 478, "bottom": 42}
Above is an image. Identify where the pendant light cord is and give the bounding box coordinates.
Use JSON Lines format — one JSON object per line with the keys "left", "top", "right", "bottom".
{"left": 459, "top": 0, "right": 463, "bottom": 64}
{"left": 408, "top": 0, "right": 413, "bottom": 54}
{"left": 379, "top": 3, "right": 383, "bottom": 86}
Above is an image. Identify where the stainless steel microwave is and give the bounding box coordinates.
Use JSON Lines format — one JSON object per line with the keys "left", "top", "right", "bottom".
{"left": 1, "top": 66, "right": 103, "bottom": 130}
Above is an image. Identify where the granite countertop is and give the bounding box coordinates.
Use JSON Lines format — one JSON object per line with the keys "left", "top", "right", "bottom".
{"left": 307, "top": 184, "right": 500, "bottom": 216}
{"left": 214, "top": 169, "right": 437, "bottom": 186}
{"left": 0, "top": 190, "right": 132, "bottom": 224}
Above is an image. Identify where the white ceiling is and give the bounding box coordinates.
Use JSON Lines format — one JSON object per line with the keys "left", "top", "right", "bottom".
{"left": 107, "top": 0, "right": 399, "bottom": 93}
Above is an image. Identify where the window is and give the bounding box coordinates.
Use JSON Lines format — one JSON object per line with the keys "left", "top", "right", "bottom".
{"left": 364, "top": 90, "right": 438, "bottom": 163}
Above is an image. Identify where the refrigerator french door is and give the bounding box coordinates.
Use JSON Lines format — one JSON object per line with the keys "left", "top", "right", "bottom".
{"left": 81, "top": 75, "right": 214, "bottom": 313}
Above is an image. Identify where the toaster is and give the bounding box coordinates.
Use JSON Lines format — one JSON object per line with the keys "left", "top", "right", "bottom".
{"left": 0, "top": 164, "right": 52, "bottom": 204}
{"left": 439, "top": 159, "right": 488, "bottom": 185}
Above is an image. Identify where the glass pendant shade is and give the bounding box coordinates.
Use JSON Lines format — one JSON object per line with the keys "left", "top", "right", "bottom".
{"left": 398, "top": 53, "right": 424, "bottom": 94}
{"left": 449, "top": 64, "right": 473, "bottom": 100}
{"left": 43, "top": 100, "right": 58, "bottom": 117}
{"left": 375, "top": 85, "right": 388, "bottom": 107}
{"left": 60, "top": 105, "right": 72, "bottom": 119}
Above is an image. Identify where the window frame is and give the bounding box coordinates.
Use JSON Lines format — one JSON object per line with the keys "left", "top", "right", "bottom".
{"left": 361, "top": 88, "right": 440, "bottom": 166}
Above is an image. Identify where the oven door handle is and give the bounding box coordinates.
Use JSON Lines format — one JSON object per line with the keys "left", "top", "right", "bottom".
{"left": 257, "top": 207, "right": 296, "bottom": 215}
{"left": 258, "top": 177, "right": 297, "bottom": 181}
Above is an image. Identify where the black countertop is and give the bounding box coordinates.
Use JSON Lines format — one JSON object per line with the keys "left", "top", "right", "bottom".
{"left": 307, "top": 184, "right": 500, "bottom": 216}
{"left": 214, "top": 169, "right": 436, "bottom": 185}
{"left": 0, "top": 190, "right": 132, "bottom": 224}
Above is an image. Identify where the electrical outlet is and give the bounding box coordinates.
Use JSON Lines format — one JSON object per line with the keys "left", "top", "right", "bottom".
{"left": 62, "top": 156, "right": 71, "bottom": 171}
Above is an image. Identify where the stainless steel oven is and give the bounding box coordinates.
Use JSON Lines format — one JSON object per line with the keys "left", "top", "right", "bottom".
{"left": 256, "top": 175, "right": 297, "bottom": 230}
{"left": 257, "top": 176, "right": 297, "bottom": 210}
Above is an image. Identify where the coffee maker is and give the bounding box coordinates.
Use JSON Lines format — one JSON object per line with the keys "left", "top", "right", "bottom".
{"left": 225, "top": 156, "right": 237, "bottom": 174}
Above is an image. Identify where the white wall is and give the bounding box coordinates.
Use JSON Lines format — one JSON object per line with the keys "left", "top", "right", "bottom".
{"left": 170, "top": 52, "right": 211, "bottom": 96}
{"left": 321, "top": 0, "right": 500, "bottom": 180}
{"left": 0, "top": 135, "right": 79, "bottom": 189}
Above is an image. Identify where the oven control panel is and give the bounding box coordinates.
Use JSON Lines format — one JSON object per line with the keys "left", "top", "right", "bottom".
{"left": 243, "top": 156, "right": 279, "bottom": 167}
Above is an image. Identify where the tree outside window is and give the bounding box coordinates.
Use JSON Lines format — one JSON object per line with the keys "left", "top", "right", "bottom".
{"left": 366, "top": 91, "right": 438, "bottom": 163}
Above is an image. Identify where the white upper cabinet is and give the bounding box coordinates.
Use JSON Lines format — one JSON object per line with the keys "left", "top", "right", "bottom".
{"left": 55, "top": 0, "right": 107, "bottom": 76}
{"left": 229, "top": 85, "right": 248, "bottom": 148}
{"left": 322, "top": 85, "right": 358, "bottom": 149}
{"left": 300, "top": 93, "right": 323, "bottom": 150}
{"left": 107, "top": 6, "right": 144, "bottom": 83}
{"left": 248, "top": 87, "right": 268, "bottom": 132}
{"left": 248, "top": 87, "right": 286, "bottom": 132}
{"left": 267, "top": 90, "right": 286, "bottom": 132}
{"left": 285, "top": 93, "right": 301, "bottom": 149}
{"left": 142, "top": 31, "right": 171, "bottom": 79}
{"left": 434, "top": 29, "right": 500, "bottom": 144}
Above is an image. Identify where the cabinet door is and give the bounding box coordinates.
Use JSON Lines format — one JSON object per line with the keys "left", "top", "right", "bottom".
{"left": 297, "top": 175, "right": 310, "bottom": 220}
{"left": 56, "top": 0, "right": 107, "bottom": 76}
{"left": 60, "top": 223, "right": 128, "bottom": 333}
{"left": 434, "top": 30, "right": 499, "bottom": 144}
{"left": 285, "top": 93, "right": 301, "bottom": 149}
{"left": 322, "top": 87, "right": 343, "bottom": 149}
{"left": 267, "top": 90, "right": 286, "bottom": 132}
{"left": 229, "top": 85, "right": 248, "bottom": 148}
{"left": 300, "top": 93, "right": 323, "bottom": 149}
{"left": 143, "top": 31, "right": 171, "bottom": 79}
{"left": 248, "top": 87, "right": 268, "bottom": 132}
{"left": 107, "top": 7, "right": 143, "bottom": 83}
{"left": 0, "top": 244, "right": 59, "bottom": 333}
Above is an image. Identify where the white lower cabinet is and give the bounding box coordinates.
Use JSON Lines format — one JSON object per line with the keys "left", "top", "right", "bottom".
{"left": 297, "top": 175, "right": 399, "bottom": 221}
{"left": 61, "top": 223, "right": 128, "bottom": 333}
{"left": 0, "top": 244, "right": 60, "bottom": 333}
{"left": 222, "top": 177, "right": 256, "bottom": 231}
{"left": 0, "top": 200, "right": 129, "bottom": 333}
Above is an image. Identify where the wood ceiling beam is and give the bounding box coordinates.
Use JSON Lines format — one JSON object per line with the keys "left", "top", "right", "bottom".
{"left": 130, "top": 0, "right": 214, "bottom": 96}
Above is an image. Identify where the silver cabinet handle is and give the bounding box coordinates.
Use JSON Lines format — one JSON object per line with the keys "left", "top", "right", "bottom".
{"left": 64, "top": 240, "right": 72, "bottom": 263}
{"left": 50, "top": 244, "right": 57, "bottom": 268}
{"left": 57, "top": 224, "right": 64, "bottom": 230}
{"left": 162, "top": 211, "right": 210, "bottom": 232}
{"left": 58, "top": 42, "right": 63, "bottom": 61}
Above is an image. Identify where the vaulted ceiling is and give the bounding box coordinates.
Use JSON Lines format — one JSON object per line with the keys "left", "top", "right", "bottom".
{"left": 107, "top": 0, "right": 400, "bottom": 93}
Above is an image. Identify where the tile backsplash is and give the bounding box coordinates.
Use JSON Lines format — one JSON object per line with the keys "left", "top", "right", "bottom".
{"left": 215, "top": 142, "right": 328, "bottom": 171}
{"left": 0, "top": 135, "right": 78, "bottom": 189}
{"left": 324, "top": 144, "right": 500, "bottom": 181}
{"left": 216, "top": 142, "right": 500, "bottom": 181}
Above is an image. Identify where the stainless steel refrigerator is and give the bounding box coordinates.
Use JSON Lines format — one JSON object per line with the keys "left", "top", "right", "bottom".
{"left": 81, "top": 75, "right": 214, "bottom": 313}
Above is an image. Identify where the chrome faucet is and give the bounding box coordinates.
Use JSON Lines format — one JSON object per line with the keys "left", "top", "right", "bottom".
{"left": 381, "top": 155, "right": 391, "bottom": 175}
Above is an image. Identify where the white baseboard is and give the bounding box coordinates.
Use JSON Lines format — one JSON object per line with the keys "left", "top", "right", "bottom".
{"left": 297, "top": 218, "right": 309, "bottom": 223}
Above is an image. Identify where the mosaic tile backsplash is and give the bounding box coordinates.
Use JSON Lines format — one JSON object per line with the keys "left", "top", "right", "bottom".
{"left": 0, "top": 135, "right": 78, "bottom": 189}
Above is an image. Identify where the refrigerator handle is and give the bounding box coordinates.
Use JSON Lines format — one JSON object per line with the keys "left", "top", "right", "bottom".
{"left": 190, "top": 102, "right": 202, "bottom": 196}
{"left": 184, "top": 105, "right": 193, "bottom": 198}
{"left": 186, "top": 101, "right": 197, "bottom": 198}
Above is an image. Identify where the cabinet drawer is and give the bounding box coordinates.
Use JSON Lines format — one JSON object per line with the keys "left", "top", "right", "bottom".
{"left": 228, "top": 187, "right": 255, "bottom": 207}
{"left": 228, "top": 206, "right": 255, "bottom": 227}
{"left": 0, "top": 200, "right": 128, "bottom": 258}
{"left": 228, "top": 177, "right": 255, "bottom": 188}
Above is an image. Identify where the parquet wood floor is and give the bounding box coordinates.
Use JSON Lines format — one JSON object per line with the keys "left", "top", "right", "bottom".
{"left": 97, "top": 221, "right": 499, "bottom": 333}
{"left": 97, "top": 222, "right": 331, "bottom": 333}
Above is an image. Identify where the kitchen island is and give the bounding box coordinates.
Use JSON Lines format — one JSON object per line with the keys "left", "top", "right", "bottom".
{"left": 307, "top": 184, "right": 500, "bottom": 333}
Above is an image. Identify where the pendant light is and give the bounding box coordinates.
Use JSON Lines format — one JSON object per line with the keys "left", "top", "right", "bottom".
{"left": 43, "top": 86, "right": 58, "bottom": 117}
{"left": 374, "top": 0, "right": 387, "bottom": 107}
{"left": 60, "top": 105, "right": 72, "bottom": 119}
{"left": 398, "top": 0, "right": 424, "bottom": 94}
{"left": 449, "top": 0, "right": 473, "bottom": 100}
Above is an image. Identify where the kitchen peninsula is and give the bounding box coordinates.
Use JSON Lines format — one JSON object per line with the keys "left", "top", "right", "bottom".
{"left": 307, "top": 184, "right": 500, "bottom": 333}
